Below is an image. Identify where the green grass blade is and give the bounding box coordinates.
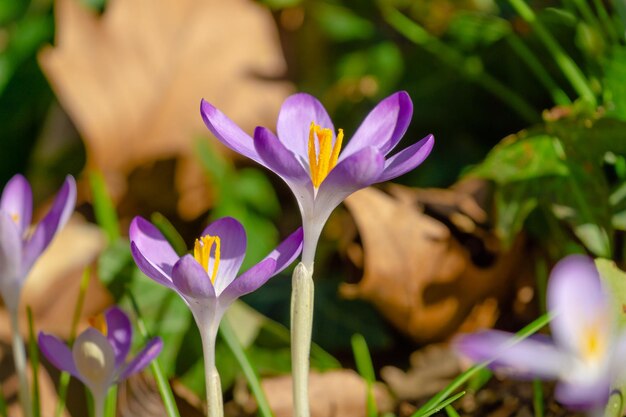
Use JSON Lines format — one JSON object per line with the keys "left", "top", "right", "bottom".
{"left": 55, "top": 267, "right": 91, "bottom": 417}
{"left": 219, "top": 317, "right": 275, "bottom": 417}
{"left": 413, "top": 391, "right": 466, "bottom": 417}
{"left": 0, "top": 389, "right": 7, "bottom": 417}
{"left": 127, "top": 291, "right": 181, "bottom": 417}
{"left": 150, "top": 212, "right": 188, "bottom": 256}
{"left": 104, "top": 386, "right": 117, "bottom": 417}
{"left": 351, "top": 334, "right": 378, "bottom": 417}
{"left": 89, "top": 171, "right": 120, "bottom": 243}
{"left": 26, "top": 307, "right": 41, "bottom": 417}
{"left": 413, "top": 313, "right": 552, "bottom": 417}
{"left": 445, "top": 404, "right": 461, "bottom": 417}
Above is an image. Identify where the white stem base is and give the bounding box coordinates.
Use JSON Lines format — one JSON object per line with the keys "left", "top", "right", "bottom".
{"left": 10, "top": 310, "right": 32, "bottom": 417}
{"left": 291, "top": 262, "right": 314, "bottom": 417}
{"left": 205, "top": 367, "right": 223, "bottom": 417}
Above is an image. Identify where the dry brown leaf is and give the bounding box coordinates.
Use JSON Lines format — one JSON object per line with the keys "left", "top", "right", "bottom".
{"left": 381, "top": 344, "right": 460, "bottom": 401}
{"left": 260, "top": 370, "right": 393, "bottom": 417}
{"left": 341, "top": 183, "right": 530, "bottom": 342}
{"left": 39, "top": 0, "right": 292, "bottom": 218}
{"left": 118, "top": 373, "right": 204, "bottom": 417}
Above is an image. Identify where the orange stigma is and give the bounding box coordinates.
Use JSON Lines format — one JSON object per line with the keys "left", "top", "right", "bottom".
{"left": 308, "top": 122, "right": 343, "bottom": 188}
{"left": 88, "top": 314, "right": 108, "bottom": 336}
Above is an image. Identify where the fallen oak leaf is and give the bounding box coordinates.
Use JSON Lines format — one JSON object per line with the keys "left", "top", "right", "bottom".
{"left": 260, "top": 370, "right": 393, "bottom": 417}
{"left": 341, "top": 183, "right": 530, "bottom": 343}
{"left": 39, "top": 0, "right": 292, "bottom": 219}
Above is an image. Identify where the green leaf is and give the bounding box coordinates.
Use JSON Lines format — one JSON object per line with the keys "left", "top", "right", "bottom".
{"left": 235, "top": 168, "right": 281, "bottom": 218}
{"left": 596, "top": 259, "right": 626, "bottom": 326}
{"left": 446, "top": 12, "right": 511, "bottom": 51}
{"left": 596, "top": 259, "right": 626, "bottom": 417}
{"left": 469, "top": 133, "right": 569, "bottom": 183}
{"left": 603, "top": 46, "right": 626, "bottom": 122}
{"left": 313, "top": 2, "right": 375, "bottom": 41}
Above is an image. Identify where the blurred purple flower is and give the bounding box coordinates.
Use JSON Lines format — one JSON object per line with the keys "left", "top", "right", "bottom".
{"left": 39, "top": 306, "right": 162, "bottom": 402}
{"left": 129, "top": 216, "right": 303, "bottom": 343}
{"left": 0, "top": 174, "right": 76, "bottom": 313}
{"left": 456, "top": 255, "right": 626, "bottom": 411}
{"left": 201, "top": 92, "right": 434, "bottom": 265}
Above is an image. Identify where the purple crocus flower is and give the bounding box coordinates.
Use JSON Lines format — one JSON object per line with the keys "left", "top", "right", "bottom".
{"left": 129, "top": 216, "right": 303, "bottom": 349}
{"left": 201, "top": 92, "right": 434, "bottom": 266}
{"left": 0, "top": 174, "right": 76, "bottom": 313}
{"left": 456, "top": 255, "right": 626, "bottom": 412}
{"left": 39, "top": 306, "right": 162, "bottom": 415}
{"left": 130, "top": 216, "right": 302, "bottom": 415}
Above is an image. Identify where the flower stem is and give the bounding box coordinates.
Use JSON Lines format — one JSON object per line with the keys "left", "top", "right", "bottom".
{"left": 199, "top": 325, "right": 223, "bottom": 417}
{"left": 291, "top": 263, "right": 314, "bottom": 417}
{"left": 93, "top": 393, "right": 105, "bottom": 417}
{"left": 9, "top": 309, "right": 32, "bottom": 417}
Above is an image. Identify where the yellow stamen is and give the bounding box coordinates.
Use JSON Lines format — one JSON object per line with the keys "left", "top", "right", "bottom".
{"left": 88, "top": 314, "right": 108, "bottom": 336}
{"left": 193, "top": 235, "right": 221, "bottom": 284}
{"left": 10, "top": 213, "right": 19, "bottom": 224}
{"left": 307, "top": 122, "right": 344, "bottom": 188}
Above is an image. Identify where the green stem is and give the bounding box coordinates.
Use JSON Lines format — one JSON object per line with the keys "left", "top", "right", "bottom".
{"left": 507, "top": 0, "right": 597, "bottom": 106}
{"left": 291, "top": 263, "right": 314, "bottom": 417}
{"left": 127, "top": 292, "right": 181, "bottom": 417}
{"left": 26, "top": 307, "right": 40, "bottom": 417}
{"left": 593, "top": 0, "right": 619, "bottom": 43}
{"left": 413, "top": 313, "right": 552, "bottom": 417}
{"left": 533, "top": 379, "right": 544, "bottom": 417}
{"left": 570, "top": 0, "right": 607, "bottom": 42}
{"left": 219, "top": 318, "right": 274, "bottom": 417}
{"left": 380, "top": 3, "right": 540, "bottom": 123}
{"left": 104, "top": 386, "right": 117, "bottom": 417}
{"left": 505, "top": 35, "right": 571, "bottom": 106}
{"left": 55, "top": 267, "right": 91, "bottom": 417}
{"left": 10, "top": 309, "right": 32, "bottom": 417}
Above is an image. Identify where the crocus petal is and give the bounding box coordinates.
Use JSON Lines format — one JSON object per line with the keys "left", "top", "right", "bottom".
{"left": 0, "top": 211, "right": 23, "bottom": 312}
{"left": 129, "top": 216, "right": 178, "bottom": 289}
{"left": 22, "top": 176, "right": 76, "bottom": 272}
{"left": 555, "top": 378, "right": 611, "bottom": 411}
{"left": 548, "top": 255, "right": 610, "bottom": 357}
{"left": 455, "top": 330, "right": 568, "bottom": 379}
{"left": 222, "top": 226, "right": 304, "bottom": 301}
{"left": 277, "top": 93, "right": 334, "bottom": 163}
{"left": 120, "top": 337, "right": 163, "bottom": 381}
{"left": 341, "top": 91, "right": 413, "bottom": 159}
{"left": 201, "top": 217, "right": 247, "bottom": 294}
{"left": 105, "top": 306, "right": 132, "bottom": 367}
{"left": 172, "top": 255, "right": 216, "bottom": 299}
{"left": 72, "top": 328, "right": 117, "bottom": 395}
{"left": 315, "top": 146, "right": 384, "bottom": 217}
{"left": 200, "top": 99, "right": 264, "bottom": 166}
{"left": 265, "top": 227, "right": 304, "bottom": 275}
{"left": 377, "top": 134, "right": 435, "bottom": 182}
{"left": 0, "top": 174, "right": 32, "bottom": 235}
{"left": 38, "top": 332, "right": 80, "bottom": 378}
{"left": 254, "top": 127, "right": 309, "bottom": 183}
{"left": 221, "top": 258, "right": 276, "bottom": 303}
